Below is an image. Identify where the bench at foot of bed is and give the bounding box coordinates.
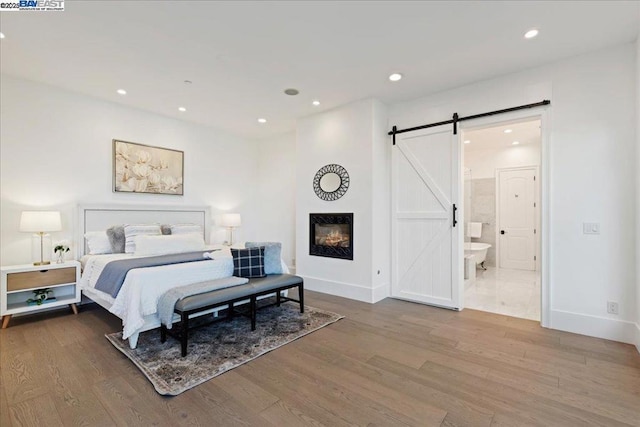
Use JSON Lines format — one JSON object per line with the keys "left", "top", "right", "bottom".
{"left": 160, "top": 274, "right": 304, "bottom": 357}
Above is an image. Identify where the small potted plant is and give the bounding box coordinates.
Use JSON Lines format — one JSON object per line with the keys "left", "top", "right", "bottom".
{"left": 54, "top": 243, "right": 70, "bottom": 264}
{"left": 27, "top": 288, "right": 54, "bottom": 305}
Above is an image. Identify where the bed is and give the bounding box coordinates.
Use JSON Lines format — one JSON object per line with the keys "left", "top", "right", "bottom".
{"left": 77, "top": 204, "right": 282, "bottom": 349}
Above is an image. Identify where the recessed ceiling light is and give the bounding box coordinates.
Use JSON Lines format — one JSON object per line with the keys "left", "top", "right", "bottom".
{"left": 504, "top": 129, "right": 513, "bottom": 134}
{"left": 178, "top": 107, "right": 187, "bottom": 112}
{"left": 183, "top": 80, "right": 192, "bottom": 85}
{"left": 116, "top": 89, "right": 127, "bottom": 95}
{"left": 0, "top": 33, "right": 5, "bottom": 39}
{"left": 389, "top": 73, "right": 403, "bottom": 82}
{"left": 312, "top": 100, "right": 320, "bottom": 106}
{"left": 512, "top": 141, "right": 520, "bottom": 145}
{"left": 257, "top": 118, "right": 267, "bottom": 124}
{"left": 524, "top": 29, "right": 539, "bottom": 39}
{"left": 463, "top": 140, "right": 471, "bottom": 144}
{"left": 284, "top": 88, "right": 299, "bottom": 96}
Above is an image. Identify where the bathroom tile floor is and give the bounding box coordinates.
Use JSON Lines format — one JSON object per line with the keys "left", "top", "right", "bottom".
{"left": 464, "top": 266, "right": 540, "bottom": 321}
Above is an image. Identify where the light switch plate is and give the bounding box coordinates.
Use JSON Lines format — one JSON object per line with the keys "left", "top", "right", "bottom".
{"left": 583, "top": 223, "right": 600, "bottom": 235}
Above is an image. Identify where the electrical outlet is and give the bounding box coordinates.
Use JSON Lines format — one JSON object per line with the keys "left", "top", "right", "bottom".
{"left": 583, "top": 223, "right": 600, "bottom": 235}
{"left": 607, "top": 301, "right": 619, "bottom": 315}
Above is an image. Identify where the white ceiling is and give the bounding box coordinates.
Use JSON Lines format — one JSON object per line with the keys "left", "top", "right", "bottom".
{"left": 1, "top": 1, "right": 638, "bottom": 139}
{"left": 463, "top": 119, "right": 541, "bottom": 152}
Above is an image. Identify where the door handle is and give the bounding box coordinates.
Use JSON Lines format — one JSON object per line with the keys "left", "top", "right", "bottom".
{"left": 500, "top": 230, "right": 505, "bottom": 235}
{"left": 452, "top": 204, "right": 458, "bottom": 228}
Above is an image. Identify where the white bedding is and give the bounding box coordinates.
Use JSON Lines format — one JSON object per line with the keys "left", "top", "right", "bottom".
{"left": 80, "top": 253, "right": 234, "bottom": 339}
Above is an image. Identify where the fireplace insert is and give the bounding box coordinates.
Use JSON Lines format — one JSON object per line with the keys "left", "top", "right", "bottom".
{"left": 309, "top": 213, "right": 353, "bottom": 260}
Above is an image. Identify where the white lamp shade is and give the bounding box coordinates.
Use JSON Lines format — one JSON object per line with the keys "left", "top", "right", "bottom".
{"left": 220, "top": 213, "right": 241, "bottom": 228}
{"left": 19, "top": 211, "right": 62, "bottom": 232}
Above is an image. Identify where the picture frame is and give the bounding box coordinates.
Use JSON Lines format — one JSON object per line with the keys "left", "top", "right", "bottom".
{"left": 113, "top": 139, "right": 184, "bottom": 195}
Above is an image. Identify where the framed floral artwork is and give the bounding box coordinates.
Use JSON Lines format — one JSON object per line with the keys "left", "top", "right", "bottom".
{"left": 113, "top": 140, "right": 184, "bottom": 195}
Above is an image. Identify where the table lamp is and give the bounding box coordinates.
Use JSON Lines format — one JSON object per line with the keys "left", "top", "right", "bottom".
{"left": 20, "top": 211, "right": 62, "bottom": 265}
{"left": 220, "top": 213, "right": 241, "bottom": 246}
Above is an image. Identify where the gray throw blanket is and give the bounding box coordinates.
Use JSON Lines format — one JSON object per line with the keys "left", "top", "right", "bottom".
{"left": 95, "top": 251, "right": 212, "bottom": 298}
{"left": 157, "top": 276, "right": 249, "bottom": 329}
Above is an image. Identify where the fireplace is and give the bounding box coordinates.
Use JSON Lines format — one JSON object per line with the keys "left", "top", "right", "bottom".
{"left": 309, "top": 213, "right": 353, "bottom": 260}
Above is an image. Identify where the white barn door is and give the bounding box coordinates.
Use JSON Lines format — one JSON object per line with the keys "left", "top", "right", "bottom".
{"left": 391, "top": 125, "right": 462, "bottom": 309}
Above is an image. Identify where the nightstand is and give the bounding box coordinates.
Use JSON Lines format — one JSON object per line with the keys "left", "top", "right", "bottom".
{"left": 1, "top": 261, "right": 81, "bottom": 328}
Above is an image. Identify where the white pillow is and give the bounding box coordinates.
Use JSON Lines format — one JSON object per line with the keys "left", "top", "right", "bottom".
{"left": 134, "top": 234, "right": 206, "bottom": 256}
{"left": 124, "top": 224, "right": 162, "bottom": 253}
{"left": 170, "top": 223, "right": 203, "bottom": 236}
{"left": 84, "top": 231, "right": 112, "bottom": 255}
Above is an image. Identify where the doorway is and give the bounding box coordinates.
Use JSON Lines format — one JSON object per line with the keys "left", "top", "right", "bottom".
{"left": 462, "top": 119, "right": 542, "bottom": 321}
{"left": 390, "top": 104, "right": 550, "bottom": 326}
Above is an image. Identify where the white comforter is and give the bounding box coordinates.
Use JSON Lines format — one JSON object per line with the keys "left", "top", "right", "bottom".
{"left": 80, "top": 253, "right": 234, "bottom": 339}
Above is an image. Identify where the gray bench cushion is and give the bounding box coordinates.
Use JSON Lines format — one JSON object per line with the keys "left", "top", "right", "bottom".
{"left": 175, "top": 283, "right": 254, "bottom": 312}
{"left": 173, "top": 274, "right": 303, "bottom": 313}
{"left": 249, "top": 274, "right": 303, "bottom": 293}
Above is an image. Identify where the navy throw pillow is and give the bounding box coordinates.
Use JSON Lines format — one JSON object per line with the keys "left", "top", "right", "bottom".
{"left": 231, "top": 247, "right": 266, "bottom": 278}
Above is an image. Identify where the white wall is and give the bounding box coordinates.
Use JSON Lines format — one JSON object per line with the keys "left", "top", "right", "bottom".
{"left": 253, "top": 132, "right": 296, "bottom": 268}
{"left": 371, "top": 100, "right": 391, "bottom": 301}
{"left": 295, "top": 98, "right": 390, "bottom": 302}
{"left": 391, "top": 44, "right": 637, "bottom": 344}
{"left": 0, "top": 75, "right": 260, "bottom": 265}
{"left": 636, "top": 36, "right": 640, "bottom": 351}
{"left": 464, "top": 144, "right": 540, "bottom": 179}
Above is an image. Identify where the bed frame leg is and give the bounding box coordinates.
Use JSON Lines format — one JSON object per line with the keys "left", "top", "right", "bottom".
{"left": 160, "top": 325, "right": 167, "bottom": 343}
{"left": 128, "top": 332, "right": 139, "bottom": 349}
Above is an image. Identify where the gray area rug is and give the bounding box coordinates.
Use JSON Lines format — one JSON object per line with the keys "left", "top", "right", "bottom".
{"left": 106, "top": 300, "right": 343, "bottom": 396}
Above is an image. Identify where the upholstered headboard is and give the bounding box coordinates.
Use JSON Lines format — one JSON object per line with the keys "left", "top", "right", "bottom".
{"left": 77, "top": 204, "right": 211, "bottom": 257}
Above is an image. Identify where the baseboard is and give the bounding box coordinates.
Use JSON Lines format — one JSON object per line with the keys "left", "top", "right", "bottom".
{"left": 549, "top": 309, "right": 637, "bottom": 345}
{"left": 635, "top": 323, "right": 640, "bottom": 353}
{"left": 301, "top": 275, "right": 389, "bottom": 304}
{"left": 372, "top": 282, "right": 390, "bottom": 303}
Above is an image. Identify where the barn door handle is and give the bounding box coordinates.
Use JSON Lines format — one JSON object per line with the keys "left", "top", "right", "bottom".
{"left": 452, "top": 204, "right": 458, "bottom": 228}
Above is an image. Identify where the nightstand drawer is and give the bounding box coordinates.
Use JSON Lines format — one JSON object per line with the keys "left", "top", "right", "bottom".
{"left": 7, "top": 267, "right": 76, "bottom": 291}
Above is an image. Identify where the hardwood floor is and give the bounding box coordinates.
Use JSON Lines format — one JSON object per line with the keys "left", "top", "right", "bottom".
{"left": 1, "top": 290, "right": 639, "bottom": 426}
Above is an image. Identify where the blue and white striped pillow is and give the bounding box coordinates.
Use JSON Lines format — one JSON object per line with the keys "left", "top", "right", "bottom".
{"left": 123, "top": 224, "right": 161, "bottom": 253}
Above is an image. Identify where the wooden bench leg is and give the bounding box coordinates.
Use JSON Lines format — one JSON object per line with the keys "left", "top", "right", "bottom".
{"left": 251, "top": 296, "right": 257, "bottom": 331}
{"left": 299, "top": 283, "right": 304, "bottom": 313}
{"left": 227, "top": 302, "right": 234, "bottom": 320}
{"left": 181, "top": 313, "right": 189, "bottom": 357}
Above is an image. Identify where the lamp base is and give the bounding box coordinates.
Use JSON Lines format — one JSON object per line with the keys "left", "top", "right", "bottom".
{"left": 31, "top": 233, "right": 52, "bottom": 266}
{"left": 227, "top": 227, "right": 236, "bottom": 247}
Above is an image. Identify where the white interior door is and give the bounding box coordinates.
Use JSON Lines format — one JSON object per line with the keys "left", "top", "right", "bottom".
{"left": 391, "top": 125, "right": 462, "bottom": 309}
{"left": 498, "top": 168, "right": 536, "bottom": 270}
